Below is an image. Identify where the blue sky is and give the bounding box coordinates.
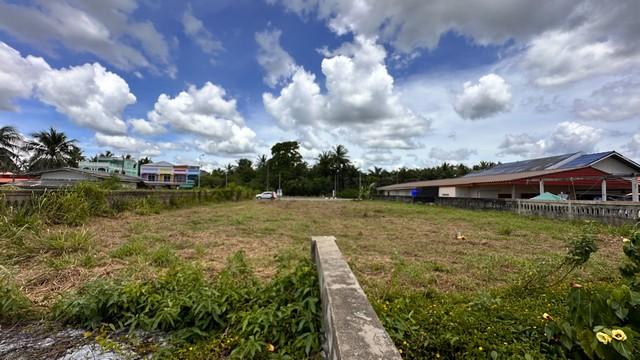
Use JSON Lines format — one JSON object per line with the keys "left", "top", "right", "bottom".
{"left": 0, "top": 0, "right": 639, "bottom": 170}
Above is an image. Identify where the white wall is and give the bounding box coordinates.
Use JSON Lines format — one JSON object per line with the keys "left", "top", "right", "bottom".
{"left": 385, "top": 189, "right": 412, "bottom": 196}
{"left": 592, "top": 157, "right": 637, "bottom": 175}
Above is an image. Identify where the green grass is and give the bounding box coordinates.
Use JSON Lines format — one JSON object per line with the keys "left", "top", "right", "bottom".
{"left": 3, "top": 198, "right": 632, "bottom": 358}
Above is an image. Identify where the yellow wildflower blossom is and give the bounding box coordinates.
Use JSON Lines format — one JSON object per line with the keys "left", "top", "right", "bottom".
{"left": 612, "top": 329, "right": 627, "bottom": 341}
{"left": 542, "top": 313, "right": 553, "bottom": 321}
{"left": 622, "top": 238, "right": 631, "bottom": 243}
{"left": 596, "top": 332, "right": 612, "bottom": 344}
{"left": 266, "top": 343, "right": 275, "bottom": 352}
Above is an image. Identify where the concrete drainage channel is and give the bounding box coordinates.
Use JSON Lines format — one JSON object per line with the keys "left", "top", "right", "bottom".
{"left": 311, "top": 236, "right": 402, "bottom": 360}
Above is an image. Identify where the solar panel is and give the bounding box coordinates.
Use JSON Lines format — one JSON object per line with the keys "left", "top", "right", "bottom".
{"left": 465, "top": 153, "right": 577, "bottom": 177}
{"left": 556, "top": 151, "right": 614, "bottom": 169}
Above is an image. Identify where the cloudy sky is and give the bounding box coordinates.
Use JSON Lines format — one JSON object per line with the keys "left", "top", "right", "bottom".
{"left": 0, "top": 0, "right": 638, "bottom": 170}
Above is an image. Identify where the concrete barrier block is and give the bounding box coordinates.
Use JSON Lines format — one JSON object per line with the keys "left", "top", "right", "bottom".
{"left": 311, "top": 236, "right": 402, "bottom": 360}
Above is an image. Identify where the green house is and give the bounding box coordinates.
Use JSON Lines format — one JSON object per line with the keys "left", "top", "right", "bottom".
{"left": 78, "top": 157, "right": 139, "bottom": 177}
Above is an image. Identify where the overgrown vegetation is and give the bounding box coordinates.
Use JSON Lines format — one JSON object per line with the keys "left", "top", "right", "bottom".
{"left": 0, "top": 183, "right": 254, "bottom": 263}
{"left": 53, "top": 252, "right": 322, "bottom": 359}
{"left": 542, "top": 228, "right": 640, "bottom": 359}
{"left": 0, "top": 266, "right": 33, "bottom": 323}
{"left": 374, "top": 222, "right": 638, "bottom": 359}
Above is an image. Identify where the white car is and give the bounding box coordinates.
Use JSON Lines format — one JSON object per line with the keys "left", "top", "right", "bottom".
{"left": 256, "top": 191, "right": 277, "bottom": 200}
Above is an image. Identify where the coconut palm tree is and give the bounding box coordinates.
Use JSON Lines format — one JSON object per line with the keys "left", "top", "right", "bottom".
{"left": 24, "top": 128, "right": 77, "bottom": 171}
{"left": 0, "top": 126, "right": 22, "bottom": 172}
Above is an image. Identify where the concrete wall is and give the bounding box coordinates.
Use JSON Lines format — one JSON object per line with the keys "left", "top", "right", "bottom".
{"left": 0, "top": 189, "right": 203, "bottom": 209}
{"left": 434, "top": 197, "right": 640, "bottom": 225}
{"left": 311, "top": 236, "right": 402, "bottom": 360}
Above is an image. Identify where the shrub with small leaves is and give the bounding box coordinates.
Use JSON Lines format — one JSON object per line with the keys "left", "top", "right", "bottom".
{"left": 53, "top": 252, "right": 322, "bottom": 359}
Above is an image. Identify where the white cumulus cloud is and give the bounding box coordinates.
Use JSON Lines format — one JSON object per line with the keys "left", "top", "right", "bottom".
{"left": 429, "top": 147, "right": 477, "bottom": 162}
{"left": 624, "top": 133, "right": 640, "bottom": 159}
{"left": 0, "top": 0, "right": 172, "bottom": 75}
{"left": 0, "top": 42, "right": 135, "bottom": 134}
{"left": 94, "top": 133, "right": 163, "bottom": 157}
{"left": 37, "top": 63, "right": 136, "bottom": 135}
{"left": 0, "top": 42, "right": 51, "bottom": 111}
{"left": 131, "top": 82, "right": 256, "bottom": 155}
{"left": 573, "top": 77, "right": 640, "bottom": 122}
{"left": 263, "top": 36, "right": 430, "bottom": 149}
{"left": 255, "top": 28, "right": 298, "bottom": 87}
{"left": 453, "top": 73, "right": 512, "bottom": 120}
{"left": 182, "top": 5, "right": 223, "bottom": 55}
{"left": 498, "top": 121, "right": 603, "bottom": 158}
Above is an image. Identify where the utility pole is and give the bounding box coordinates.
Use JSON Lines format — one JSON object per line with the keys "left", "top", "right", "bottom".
{"left": 225, "top": 170, "right": 228, "bottom": 187}
{"left": 359, "top": 171, "right": 362, "bottom": 200}
{"left": 278, "top": 173, "right": 281, "bottom": 196}
{"left": 266, "top": 165, "right": 270, "bottom": 191}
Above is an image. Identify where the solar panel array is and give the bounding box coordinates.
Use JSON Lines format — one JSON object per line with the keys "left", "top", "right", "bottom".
{"left": 464, "top": 153, "right": 578, "bottom": 177}
{"left": 556, "top": 151, "right": 614, "bottom": 169}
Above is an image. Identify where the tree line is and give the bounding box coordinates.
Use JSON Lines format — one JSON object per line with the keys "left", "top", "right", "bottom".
{"left": 0, "top": 126, "right": 496, "bottom": 196}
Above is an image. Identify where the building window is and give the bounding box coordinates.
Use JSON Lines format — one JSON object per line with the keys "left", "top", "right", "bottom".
{"left": 174, "top": 174, "right": 186, "bottom": 183}
{"left": 163, "top": 175, "right": 171, "bottom": 182}
{"left": 147, "top": 174, "right": 157, "bottom": 181}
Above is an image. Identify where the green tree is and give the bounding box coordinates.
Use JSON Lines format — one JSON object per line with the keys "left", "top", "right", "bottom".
{"left": 0, "top": 126, "right": 22, "bottom": 172}
{"left": 68, "top": 145, "right": 85, "bottom": 167}
{"left": 24, "top": 128, "right": 78, "bottom": 171}
{"left": 269, "top": 141, "right": 307, "bottom": 193}
{"left": 234, "top": 158, "right": 255, "bottom": 185}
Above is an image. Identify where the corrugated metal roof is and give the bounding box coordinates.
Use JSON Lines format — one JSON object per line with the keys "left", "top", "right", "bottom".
{"left": 464, "top": 153, "right": 578, "bottom": 177}
{"left": 377, "top": 168, "right": 571, "bottom": 190}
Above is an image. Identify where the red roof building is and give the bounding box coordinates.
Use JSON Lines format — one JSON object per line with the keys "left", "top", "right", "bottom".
{"left": 377, "top": 151, "right": 640, "bottom": 202}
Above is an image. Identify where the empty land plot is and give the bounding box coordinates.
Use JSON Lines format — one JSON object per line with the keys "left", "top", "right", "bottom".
{"left": 9, "top": 199, "right": 624, "bottom": 306}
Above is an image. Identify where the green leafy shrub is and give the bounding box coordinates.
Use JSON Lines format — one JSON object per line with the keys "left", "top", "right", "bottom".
{"left": 53, "top": 252, "right": 322, "bottom": 358}
{"left": 0, "top": 266, "right": 33, "bottom": 323}
{"left": 338, "top": 188, "right": 359, "bottom": 199}
{"left": 543, "top": 229, "right": 640, "bottom": 359}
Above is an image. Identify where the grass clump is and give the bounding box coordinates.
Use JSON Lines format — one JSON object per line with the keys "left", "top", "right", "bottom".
{"left": 149, "top": 246, "right": 179, "bottom": 267}
{"left": 38, "top": 228, "right": 94, "bottom": 255}
{"left": 110, "top": 239, "right": 147, "bottom": 259}
{"left": 53, "top": 252, "right": 322, "bottom": 358}
{"left": 0, "top": 267, "right": 33, "bottom": 323}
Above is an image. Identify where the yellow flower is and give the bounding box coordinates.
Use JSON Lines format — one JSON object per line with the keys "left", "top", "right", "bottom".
{"left": 596, "top": 332, "right": 612, "bottom": 344}
{"left": 542, "top": 313, "right": 553, "bottom": 321}
{"left": 478, "top": 347, "right": 483, "bottom": 351}
{"left": 612, "top": 329, "right": 627, "bottom": 341}
{"left": 266, "top": 343, "right": 275, "bottom": 352}
{"left": 623, "top": 238, "right": 631, "bottom": 244}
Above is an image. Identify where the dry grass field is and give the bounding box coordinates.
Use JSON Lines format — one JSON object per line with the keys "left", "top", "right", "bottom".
{"left": 10, "top": 199, "right": 626, "bottom": 307}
